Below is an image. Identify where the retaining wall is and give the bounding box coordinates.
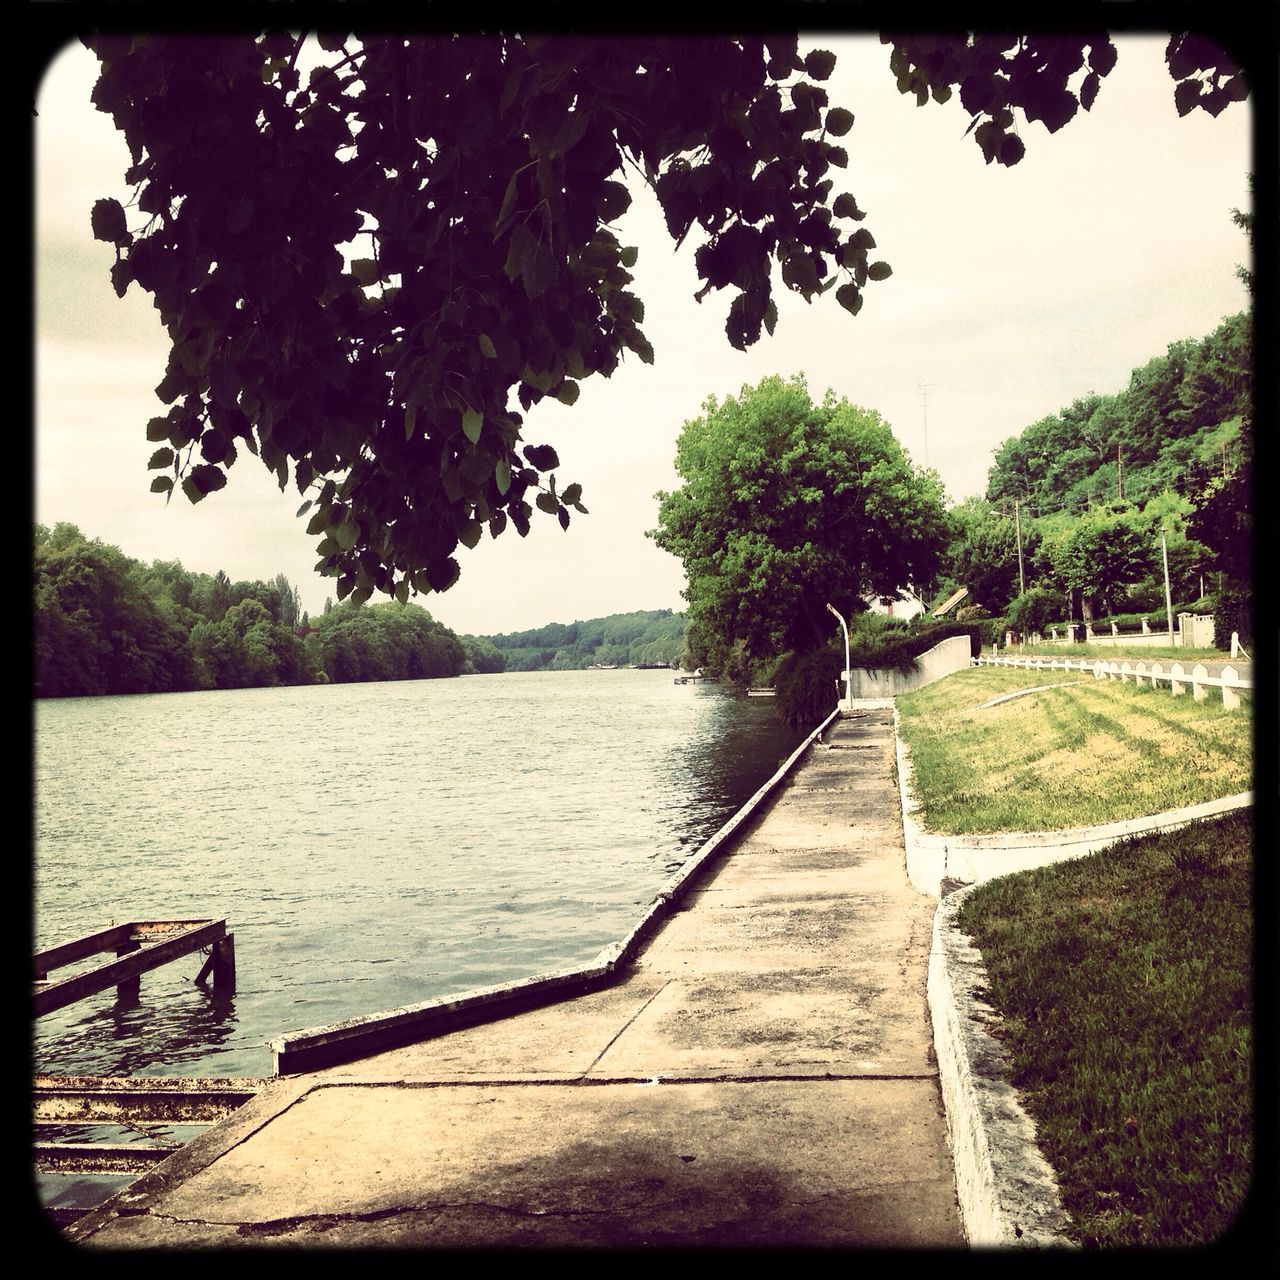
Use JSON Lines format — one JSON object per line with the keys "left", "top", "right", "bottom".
{"left": 846, "top": 634, "right": 972, "bottom": 699}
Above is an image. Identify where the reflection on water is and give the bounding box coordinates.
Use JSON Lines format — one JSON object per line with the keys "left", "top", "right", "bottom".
{"left": 35, "top": 671, "right": 806, "bottom": 1078}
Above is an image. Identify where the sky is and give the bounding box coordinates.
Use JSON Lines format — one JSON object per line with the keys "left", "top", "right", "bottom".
{"left": 34, "top": 33, "right": 1254, "bottom": 636}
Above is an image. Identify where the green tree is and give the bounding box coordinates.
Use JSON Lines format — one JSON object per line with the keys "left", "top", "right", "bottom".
{"left": 84, "top": 31, "right": 1246, "bottom": 607}
{"left": 652, "top": 374, "right": 949, "bottom": 679}
{"left": 34, "top": 529, "right": 194, "bottom": 695}
{"left": 1047, "top": 508, "right": 1156, "bottom": 619}
{"left": 944, "top": 497, "right": 1040, "bottom": 615}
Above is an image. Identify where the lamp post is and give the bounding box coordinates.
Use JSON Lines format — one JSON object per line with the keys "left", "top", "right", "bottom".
{"left": 826, "top": 602, "right": 851, "bottom": 713}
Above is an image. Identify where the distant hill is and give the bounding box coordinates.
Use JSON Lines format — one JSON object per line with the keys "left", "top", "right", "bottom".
{"left": 466, "top": 609, "right": 687, "bottom": 672}
{"left": 984, "top": 311, "right": 1250, "bottom": 516}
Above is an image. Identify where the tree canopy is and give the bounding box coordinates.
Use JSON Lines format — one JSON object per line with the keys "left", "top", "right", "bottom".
{"left": 651, "top": 375, "right": 949, "bottom": 680}
{"left": 83, "top": 31, "right": 1247, "bottom": 606}
{"left": 33, "top": 523, "right": 466, "bottom": 696}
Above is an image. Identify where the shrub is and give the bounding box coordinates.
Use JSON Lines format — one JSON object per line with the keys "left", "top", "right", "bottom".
{"left": 1214, "top": 584, "right": 1251, "bottom": 650}
{"left": 773, "top": 643, "right": 844, "bottom": 727}
{"left": 1008, "top": 587, "right": 1067, "bottom": 637}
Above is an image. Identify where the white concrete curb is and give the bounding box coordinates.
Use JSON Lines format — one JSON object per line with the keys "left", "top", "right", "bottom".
{"left": 929, "top": 885, "right": 1075, "bottom": 1248}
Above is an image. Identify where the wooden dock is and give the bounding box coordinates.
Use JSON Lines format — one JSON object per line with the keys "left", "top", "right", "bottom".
{"left": 34, "top": 919, "right": 235, "bottom": 1017}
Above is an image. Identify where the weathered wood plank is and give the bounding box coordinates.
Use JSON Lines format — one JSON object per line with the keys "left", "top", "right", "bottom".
{"left": 34, "top": 920, "right": 226, "bottom": 1017}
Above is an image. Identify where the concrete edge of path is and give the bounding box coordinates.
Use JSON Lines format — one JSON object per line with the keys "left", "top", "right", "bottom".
{"left": 261, "top": 706, "right": 840, "bottom": 1076}
{"left": 928, "top": 884, "right": 1076, "bottom": 1248}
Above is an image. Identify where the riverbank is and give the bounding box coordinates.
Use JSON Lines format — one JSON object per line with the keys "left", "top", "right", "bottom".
{"left": 62, "top": 705, "right": 965, "bottom": 1248}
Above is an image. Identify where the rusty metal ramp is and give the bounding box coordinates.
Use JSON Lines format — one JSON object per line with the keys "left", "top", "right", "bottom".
{"left": 35, "top": 1075, "right": 262, "bottom": 1228}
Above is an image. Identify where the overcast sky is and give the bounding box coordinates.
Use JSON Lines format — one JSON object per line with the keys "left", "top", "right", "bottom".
{"left": 35, "top": 34, "right": 1252, "bottom": 636}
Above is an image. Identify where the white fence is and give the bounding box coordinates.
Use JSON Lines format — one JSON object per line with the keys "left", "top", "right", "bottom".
{"left": 1036, "top": 612, "right": 1214, "bottom": 649}
{"left": 971, "top": 654, "right": 1250, "bottom": 710}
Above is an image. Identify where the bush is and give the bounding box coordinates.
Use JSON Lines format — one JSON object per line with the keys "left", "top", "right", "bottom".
{"left": 1214, "top": 584, "right": 1251, "bottom": 650}
{"left": 1008, "top": 587, "right": 1067, "bottom": 637}
{"left": 773, "top": 643, "right": 844, "bottom": 728}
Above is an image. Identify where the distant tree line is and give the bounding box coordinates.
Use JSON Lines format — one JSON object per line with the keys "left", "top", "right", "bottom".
{"left": 34, "top": 523, "right": 467, "bottom": 697}
{"left": 474, "top": 610, "right": 687, "bottom": 672}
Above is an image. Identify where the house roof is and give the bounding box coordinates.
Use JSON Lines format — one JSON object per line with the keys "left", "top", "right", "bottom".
{"left": 932, "top": 586, "right": 969, "bottom": 617}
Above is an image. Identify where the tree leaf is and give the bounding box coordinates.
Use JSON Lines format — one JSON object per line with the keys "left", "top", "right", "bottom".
{"left": 91, "top": 197, "right": 128, "bottom": 245}
{"left": 804, "top": 49, "right": 837, "bottom": 81}
{"left": 425, "top": 557, "right": 460, "bottom": 592}
{"left": 150, "top": 475, "right": 174, "bottom": 494}
{"left": 824, "top": 106, "right": 854, "bottom": 136}
{"left": 495, "top": 457, "right": 512, "bottom": 494}
{"left": 524, "top": 443, "right": 559, "bottom": 471}
{"left": 836, "top": 282, "right": 863, "bottom": 315}
{"left": 478, "top": 333, "right": 498, "bottom": 359}
{"left": 147, "top": 446, "right": 174, "bottom": 469}
{"left": 555, "top": 379, "right": 580, "bottom": 405}
{"left": 462, "top": 408, "right": 484, "bottom": 443}
{"left": 867, "top": 260, "right": 893, "bottom": 281}
{"left": 536, "top": 491, "right": 559, "bottom": 514}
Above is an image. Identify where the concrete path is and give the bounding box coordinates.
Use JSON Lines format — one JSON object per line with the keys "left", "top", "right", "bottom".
{"left": 66, "top": 707, "right": 963, "bottom": 1249}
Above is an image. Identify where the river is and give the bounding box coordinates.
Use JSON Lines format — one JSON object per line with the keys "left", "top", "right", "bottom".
{"left": 34, "top": 670, "right": 807, "bottom": 1080}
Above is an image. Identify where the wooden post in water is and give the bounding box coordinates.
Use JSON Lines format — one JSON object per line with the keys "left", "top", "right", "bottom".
{"left": 195, "top": 934, "right": 236, "bottom": 993}
{"left": 115, "top": 938, "right": 141, "bottom": 1004}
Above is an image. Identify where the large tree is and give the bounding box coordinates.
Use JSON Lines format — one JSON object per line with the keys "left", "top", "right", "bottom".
{"left": 651, "top": 375, "right": 949, "bottom": 679}
{"left": 82, "top": 31, "right": 1247, "bottom": 605}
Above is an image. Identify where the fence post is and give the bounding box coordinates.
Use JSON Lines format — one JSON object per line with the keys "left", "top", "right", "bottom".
{"left": 1170, "top": 662, "right": 1186, "bottom": 696}
{"left": 1191, "top": 664, "right": 1209, "bottom": 702}
{"left": 1220, "top": 665, "right": 1241, "bottom": 710}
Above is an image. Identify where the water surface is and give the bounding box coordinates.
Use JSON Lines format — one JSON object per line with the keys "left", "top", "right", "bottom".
{"left": 34, "top": 670, "right": 806, "bottom": 1078}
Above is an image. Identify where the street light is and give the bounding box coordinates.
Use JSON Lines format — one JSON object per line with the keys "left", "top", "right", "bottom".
{"left": 826, "top": 602, "right": 851, "bottom": 713}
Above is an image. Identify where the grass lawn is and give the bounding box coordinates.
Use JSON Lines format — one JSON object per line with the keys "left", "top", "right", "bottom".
{"left": 1007, "top": 643, "right": 1228, "bottom": 662}
{"left": 956, "top": 814, "right": 1253, "bottom": 1248}
{"left": 896, "top": 667, "right": 1251, "bottom": 834}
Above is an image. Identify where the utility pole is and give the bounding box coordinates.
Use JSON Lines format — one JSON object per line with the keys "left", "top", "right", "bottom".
{"left": 1014, "top": 498, "right": 1026, "bottom": 596}
{"left": 918, "top": 382, "right": 939, "bottom": 471}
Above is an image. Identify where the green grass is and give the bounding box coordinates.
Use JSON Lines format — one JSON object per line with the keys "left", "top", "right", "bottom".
{"left": 955, "top": 814, "right": 1253, "bottom": 1248}
{"left": 896, "top": 668, "right": 1252, "bottom": 834}
{"left": 1012, "top": 642, "right": 1228, "bottom": 662}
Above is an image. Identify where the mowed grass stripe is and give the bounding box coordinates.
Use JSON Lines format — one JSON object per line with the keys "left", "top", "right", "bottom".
{"left": 897, "top": 669, "right": 1251, "bottom": 835}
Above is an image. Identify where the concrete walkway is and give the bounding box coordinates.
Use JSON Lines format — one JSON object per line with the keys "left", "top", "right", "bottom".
{"left": 66, "top": 707, "right": 963, "bottom": 1249}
